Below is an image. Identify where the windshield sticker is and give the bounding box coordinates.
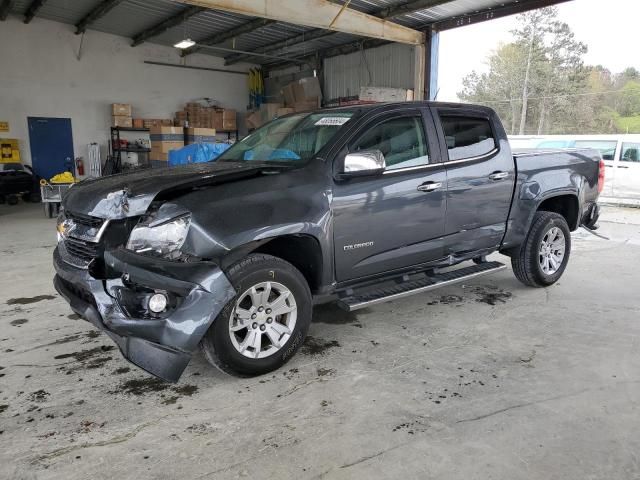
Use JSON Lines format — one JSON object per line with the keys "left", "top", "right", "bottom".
{"left": 315, "top": 117, "right": 351, "bottom": 126}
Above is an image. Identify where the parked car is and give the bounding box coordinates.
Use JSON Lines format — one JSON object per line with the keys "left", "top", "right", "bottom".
{"left": 0, "top": 162, "right": 39, "bottom": 205}
{"left": 53, "top": 102, "right": 603, "bottom": 382}
{"left": 509, "top": 134, "right": 640, "bottom": 201}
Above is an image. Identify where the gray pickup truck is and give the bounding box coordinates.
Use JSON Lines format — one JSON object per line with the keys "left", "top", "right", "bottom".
{"left": 53, "top": 102, "right": 603, "bottom": 382}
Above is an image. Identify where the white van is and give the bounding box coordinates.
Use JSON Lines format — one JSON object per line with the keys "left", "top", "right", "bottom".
{"left": 510, "top": 134, "right": 640, "bottom": 201}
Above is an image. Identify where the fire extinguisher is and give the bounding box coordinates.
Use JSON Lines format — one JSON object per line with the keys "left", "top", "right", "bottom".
{"left": 75, "top": 157, "right": 85, "bottom": 177}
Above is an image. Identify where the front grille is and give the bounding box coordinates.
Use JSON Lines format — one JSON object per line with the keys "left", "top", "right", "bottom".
{"left": 66, "top": 211, "right": 104, "bottom": 229}
{"left": 64, "top": 237, "right": 99, "bottom": 263}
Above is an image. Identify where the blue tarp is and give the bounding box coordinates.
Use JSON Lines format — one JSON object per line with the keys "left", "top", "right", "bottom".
{"left": 168, "top": 143, "right": 231, "bottom": 167}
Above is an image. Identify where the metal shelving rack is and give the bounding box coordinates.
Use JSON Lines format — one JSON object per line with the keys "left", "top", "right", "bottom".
{"left": 106, "top": 126, "right": 151, "bottom": 175}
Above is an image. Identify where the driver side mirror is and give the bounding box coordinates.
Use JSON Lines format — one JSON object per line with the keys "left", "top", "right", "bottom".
{"left": 340, "top": 149, "right": 386, "bottom": 178}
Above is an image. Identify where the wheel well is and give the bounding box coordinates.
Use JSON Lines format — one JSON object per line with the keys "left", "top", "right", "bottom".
{"left": 537, "top": 194, "right": 579, "bottom": 230}
{"left": 251, "top": 235, "right": 323, "bottom": 292}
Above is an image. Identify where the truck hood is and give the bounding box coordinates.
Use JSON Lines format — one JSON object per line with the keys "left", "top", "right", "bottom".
{"left": 62, "top": 162, "right": 276, "bottom": 219}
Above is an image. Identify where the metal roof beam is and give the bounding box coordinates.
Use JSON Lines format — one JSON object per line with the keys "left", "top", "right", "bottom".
{"left": 131, "top": 5, "right": 206, "bottom": 46}
{"left": 264, "top": 37, "right": 389, "bottom": 72}
{"left": 179, "top": 0, "right": 423, "bottom": 44}
{"left": 181, "top": 17, "right": 276, "bottom": 57}
{"left": 433, "top": 0, "right": 573, "bottom": 31}
{"left": 374, "top": 0, "right": 454, "bottom": 20}
{"left": 0, "top": 0, "right": 15, "bottom": 21}
{"left": 75, "top": 0, "right": 125, "bottom": 34}
{"left": 23, "top": 0, "right": 47, "bottom": 23}
{"left": 224, "top": 0, "right": 448, "bottom": 65}
{"left": 225, "top": 28, "right": 334, "bottom": 65}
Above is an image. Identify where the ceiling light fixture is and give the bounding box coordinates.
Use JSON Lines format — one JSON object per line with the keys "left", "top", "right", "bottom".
{"left": 174, "top": 38, "right": 196, "bottom": 49}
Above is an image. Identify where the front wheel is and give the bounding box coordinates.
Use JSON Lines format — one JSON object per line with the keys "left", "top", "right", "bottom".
{"left": 511, "top": 211, "right": 571, "bottom": 287}
{"left": 200, "top": 254, "right": 311, "bottom": 376}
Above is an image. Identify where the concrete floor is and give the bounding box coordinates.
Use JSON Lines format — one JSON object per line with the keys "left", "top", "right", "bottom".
{"left": 1, "top": 202, "right": 640, "bottom": 480}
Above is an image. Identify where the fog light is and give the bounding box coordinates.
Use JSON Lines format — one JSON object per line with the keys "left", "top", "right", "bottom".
{"left": 148, "top": 293, "right": 168, "bottom": 313}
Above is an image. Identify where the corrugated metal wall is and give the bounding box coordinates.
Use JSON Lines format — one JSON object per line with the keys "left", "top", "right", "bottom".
{"left": 323, "top": 43, "right": 416, "bottom": 101}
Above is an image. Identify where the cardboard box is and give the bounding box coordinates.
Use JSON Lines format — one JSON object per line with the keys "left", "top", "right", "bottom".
{"left": 150, "top": 126, "right": 184, "bottom": 153}
{"left": 160, "top": 119, "right": 173, "bottom": 126}
{"left": 185, "top": 128, "right": 217, "bottom": 145}
{"left": 282, "top": 84, "right": 296, "bottom": 106}
{"left": 259, "top": 103, "right": 283, "bottom": 125}
{"left": 359, "top": 87, "right": 414, "bottom": 103}
{"left": 222, "top": 110, "right": 237, "bottom": 130}
{"left": 293, "top": 99, "right": 320, "bottom": 113}
{"left": 112, "top": 103, "right": 132, "bottom": 116}
{"left": 112, "top": 115, "right": 133, "bottom": 128}
{"left": 246, "top": 111, "right": 262, "bottom": 130}
{"left": 150, "top": 150, "right": 170, "bottom": 162}
{"left": 277, "top": 107, "right": 294, "bottom": 117}
{"left": 298, "top": 77, "right": 322, "bottom": 101}
{"left": 132, "top": 118, "right": 144, "bottom": 129}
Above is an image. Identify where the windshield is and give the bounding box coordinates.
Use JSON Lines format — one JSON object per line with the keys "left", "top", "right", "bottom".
{"left": 217, "top": 111, "right": 354, "bottom": 164}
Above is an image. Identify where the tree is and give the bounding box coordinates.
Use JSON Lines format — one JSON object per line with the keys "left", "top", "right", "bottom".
{"left": 459, "top": 7, "right": 589, "bottom": 135}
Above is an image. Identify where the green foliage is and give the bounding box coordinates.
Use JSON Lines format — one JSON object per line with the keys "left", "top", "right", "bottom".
{"left": 459, "top": 7, "right": 636, "bottom": 135}
{"left": 616, "top": 115, "right": 640, "bottom": 134}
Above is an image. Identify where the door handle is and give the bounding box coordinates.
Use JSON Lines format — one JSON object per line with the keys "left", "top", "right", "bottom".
{"left": 617, "top": 165, "right": 629, "bottom": 169}
{"left": 489, "top": 171, "right": 509, "bottom": 181}
{"left": 417, "top": 181, "right": 442, "bottom": 192}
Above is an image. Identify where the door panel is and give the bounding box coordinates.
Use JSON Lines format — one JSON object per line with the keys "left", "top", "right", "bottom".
{"left": 332, "top": 110, "right": 446, "bottom": 282}
{"left": 614, "top": 141, "right": 640, "bottom": 199}
{"left": 27, "top": 117, "right": 74, "bottom": 180}
{"left": 434, "top": 110, "right": 515, "bottom": 253}
{"left": 333, "top": 168, "right": 447, "bottom": 280}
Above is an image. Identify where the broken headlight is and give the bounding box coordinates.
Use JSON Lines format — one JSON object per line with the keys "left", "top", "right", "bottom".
{"left": 126, "top": 214, "right": 191, "bottom": 258}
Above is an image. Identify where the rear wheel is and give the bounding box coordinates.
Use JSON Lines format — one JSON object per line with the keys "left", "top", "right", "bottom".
{"left": 511, "top": 211, "right": 571, "bottom": 287}
{"left": 200, "top": 254, "right": 311, "bottom": 376}
{"left": 7, "top": 195, "right": 19, "bottom": 206}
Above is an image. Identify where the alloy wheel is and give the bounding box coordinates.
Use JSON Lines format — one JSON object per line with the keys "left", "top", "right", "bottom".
{"left": 228, "top": 281, "right": 297, "bottom": 359}
{"left": 539, "top": 226, "right": 566, "bottom": 275}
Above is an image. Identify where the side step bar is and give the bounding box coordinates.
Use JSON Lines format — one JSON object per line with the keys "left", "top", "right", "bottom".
{"left": 337, "top": 261, "right": 506, "bottom": 312}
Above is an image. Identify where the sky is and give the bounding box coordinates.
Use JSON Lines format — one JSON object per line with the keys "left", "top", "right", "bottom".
{"left": 437, "top": 0, "right": 640, "bottom": 101}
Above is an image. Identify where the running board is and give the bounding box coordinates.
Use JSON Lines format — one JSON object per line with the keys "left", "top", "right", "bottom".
{"left": 337, "top": 261, "right": 506, "bottom": 312}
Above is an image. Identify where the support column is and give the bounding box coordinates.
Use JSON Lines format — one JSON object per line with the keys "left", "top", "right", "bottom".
{"left": 421, "top": 26, "right": 440, "bottom": 101}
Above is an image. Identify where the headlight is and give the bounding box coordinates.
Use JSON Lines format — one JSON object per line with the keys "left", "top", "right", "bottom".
{"left": 126, "top": 214, "right": 191, "bottom": 258}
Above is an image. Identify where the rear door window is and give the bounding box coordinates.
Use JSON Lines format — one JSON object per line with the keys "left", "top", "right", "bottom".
{"left": 621, "top": 142, "right": 640, "bottom": 162}
{"left": 440, "top": 116, "right": 496, "bottom": 161}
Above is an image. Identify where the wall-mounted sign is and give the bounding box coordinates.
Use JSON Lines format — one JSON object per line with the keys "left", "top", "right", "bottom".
{"left": 0, "top": 121, "right": 8, "bottom": 132}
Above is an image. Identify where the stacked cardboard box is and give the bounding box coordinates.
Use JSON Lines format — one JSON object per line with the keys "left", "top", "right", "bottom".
{"left": 150, "top": 126, "right": 184, "bottom": 162}
{"left": 185, "top": 128, "right": 217, "bottom": 145}
{"left": 112, "top": 103, "right": 133, "bottom": 128}
{"left": 359, "top": 87, "right": 414, "bottom": 103}
{"left": 141, "top": 119, "right": 173, "bottom": 129}
{"left": 281, "top": 77, "right": 322, "bottom": 113}
{"left": 174, "top": 104, "right": 237, "bottom": 130}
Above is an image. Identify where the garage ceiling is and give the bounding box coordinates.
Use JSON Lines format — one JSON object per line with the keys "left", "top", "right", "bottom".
{"left": 3, "top": 0, "right": 572, "bottom": 68}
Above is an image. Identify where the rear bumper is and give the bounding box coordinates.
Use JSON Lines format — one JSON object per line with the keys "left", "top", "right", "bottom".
{"left": 53, "top": 246, "right": 235, "bottom": 382}
{"left": 581, "top": 202, "right": 600, "bottom": 230}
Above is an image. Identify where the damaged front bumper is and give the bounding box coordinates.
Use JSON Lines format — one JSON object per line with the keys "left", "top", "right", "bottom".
{"left": 53, "top": 246, "right": 235, "bottom": 382}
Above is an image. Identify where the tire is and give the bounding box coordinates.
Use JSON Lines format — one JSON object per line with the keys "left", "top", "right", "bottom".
{"left": 0, "top": 195, "right": 5, "bottom": 204}
{"left": 28, "top": 192, "right": 41, "bottom": 203}
{"left": 511, "top": 211, "right": 571, "bottom": 287}
{"left": 200, "top": 254, "right": 312, "bottom": 377}
{"left": 7, "top": 195, "right": 19, "bottom": 206}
